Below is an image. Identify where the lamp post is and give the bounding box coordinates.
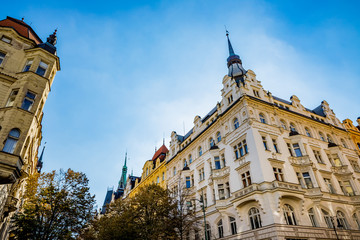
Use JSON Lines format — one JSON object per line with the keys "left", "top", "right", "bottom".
{"left": 330, "top": 216, "right": 343, "bottom": 240}
{"left": 192, "top": 192, "right": 207, "bottom": 240}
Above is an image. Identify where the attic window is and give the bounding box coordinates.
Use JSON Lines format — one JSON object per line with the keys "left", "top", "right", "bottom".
{"left": 253, "top": 90, "right": 260, "bottom": 97}
{"left": 1, "top": 36, "right": 11, "bottom": 44}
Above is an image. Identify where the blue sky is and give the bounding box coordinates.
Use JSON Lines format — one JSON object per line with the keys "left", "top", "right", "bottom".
{"left": 3, "top": 0, "right": 360, "bottom": 207}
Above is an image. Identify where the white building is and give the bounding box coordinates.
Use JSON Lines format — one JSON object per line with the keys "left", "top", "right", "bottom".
{"left": 166, "top": 32, "right": 360, "bottom": 240}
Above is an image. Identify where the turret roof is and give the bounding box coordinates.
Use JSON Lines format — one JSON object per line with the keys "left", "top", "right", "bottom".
{"left": 0, "top": 16, "right": 42, "bottom": 44}
{"left": 152, "top": 144, "right": 168, "bottom": 161}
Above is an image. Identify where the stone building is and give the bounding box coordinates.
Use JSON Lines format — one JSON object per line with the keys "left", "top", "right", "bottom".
{"left": 343, "top": 118, "right": 360, "bottom": 156}
{"left": 0, "top": 16, "right": 60, "bottom": 238}
{"left": 166, "top": 32, "right": 360, "bottom": 239}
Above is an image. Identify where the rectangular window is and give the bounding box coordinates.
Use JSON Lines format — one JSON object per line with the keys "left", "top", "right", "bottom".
{"left": 350, "top": 160, "right": 360, "bottom": 172}
{"left": 5, "top": 89, "right": 18, "bottom": 107}
{"left": 339, "top": 181, "right": 355, "bottom": 196}
{"left": 21, "top": 91, "right": 36, "bottom": 111}
{"left": 214, "top": 156, "right": 221, "bottom": 169}
{"left": 262, "top": 136, "right": 268, "bottom": 150}
{"left": 0, "top": 52, "right": 5, "bottom": 65}
{"left": 230, "top": 217, "right": 237, "bottom": 235}
{"left": 272, "top": 139, "right": 279, "bottom": 153}
{"left": 36, "top": 61, "right": 48, "bottom": 76}
{"left": 296, "top": 172, "right": 305, "bottom": 188}
{"left": 313, "top": 150, "right": 324, "bottom": 164}
{"left": 226, "top": 182, "right": 230, "bottom": 198}
{"left": 186, "top": 176, "right": 191, "bottom": 188}
{"left": 273, "top": 168, "right": 284, "bottom": 181}
{"left": 191, "top": 174, "right": 194, "bottom": 187}
{"left": 218, "top": 184, "right": 225, "bottom": 200}
{"left": 328, "top": 154, "right": 342, "bottom": 167}
{"left": 199, "top": 168, "right": 205, "bottom": 182}
{"left": 234, "top": 139, "right": 248, "bottom": 159}
{"left": 292, "top": 143, "right": 302, "bottom": 157}
{"left": 324, "top": 178, "right": 336, "bottom": 194}
{"left": 1, "top": 36, "right": 11, "bottom": 43}
{"left": 221, "top": 154, "right": 226, "bottom": 168}
{"left": 241, "top": 171, "right": 252, "bottom": 187}
{"left": 302, "top": 172, "right": 313, "bottom": 188}
{"left": 287, "top": 143, "right": 294, "bottom": 156}
{"left": 23, "top": 60, "right": 33, "bottom": 72}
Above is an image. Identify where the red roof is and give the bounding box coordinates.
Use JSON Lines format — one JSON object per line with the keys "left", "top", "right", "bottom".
{"left": 152, "top": 145, "right": 169, "bottom": 161}
{"left": 0, "top": 17, "right": 42, "bottom": 44}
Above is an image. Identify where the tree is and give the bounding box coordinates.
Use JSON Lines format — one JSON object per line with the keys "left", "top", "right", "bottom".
{"left": 11, "top": 169, "right": 96, "bottom": 240}
{"left": 86, "top": 183, "right": 199, "bottom": 240}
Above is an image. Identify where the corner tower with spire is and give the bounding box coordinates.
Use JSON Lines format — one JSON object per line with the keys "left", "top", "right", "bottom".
{"left": 114, "top": 152, "right": 128, "bottom": 199}
{"left": 226, "top": 31, "right": 247, "bottom": 87}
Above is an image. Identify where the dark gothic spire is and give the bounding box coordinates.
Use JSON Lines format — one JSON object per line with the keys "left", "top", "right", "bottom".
{"left": 36, "top": 143, "right": 46, "bottom": 173}
{"left": 47, "top": 29, "right": 57, "bottom": 46}
{"left": 226, "top": 31, "right": 247, "bottom": 87}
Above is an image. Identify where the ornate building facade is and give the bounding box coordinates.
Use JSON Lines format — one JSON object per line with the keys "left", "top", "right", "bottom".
{"left": 343, "top": 118, "right": 360, "bottom": 156}
{"left": 166, "top": 33, "right": 360, "bottom": 239}
{"left": 0, "top": 16, "right": 60, "bottom": 238}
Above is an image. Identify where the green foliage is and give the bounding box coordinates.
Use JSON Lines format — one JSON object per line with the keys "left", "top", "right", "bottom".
{"left": 11, "top": 169, "right": 96, "bottom": 240}
{"left": 85, "top": 184, "right": 198, "bottom": 240}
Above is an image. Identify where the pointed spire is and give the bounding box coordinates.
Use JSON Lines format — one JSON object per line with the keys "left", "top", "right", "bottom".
{"left": 47, "top": 29, "right": 57, "bottom": 46}
{"left": 36, "top": 142, "right": 46, "bottom": 173}
{"left": 226, "top": 30, "right": 236, "bottom": 57}
{"left": 225, "top": 30, "right": 247, "bottom": 87}
{"left": 124, "top": 151, "right": 127, "bottom": 167}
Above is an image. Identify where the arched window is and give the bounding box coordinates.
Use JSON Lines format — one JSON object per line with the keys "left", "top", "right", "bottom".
{"left": 249, "top": 207, "right": 262, "bottom": 229}
{"left": 327, "top": 134, "right": 333, "bottom": 143}
{"left": 234, "top": 118, "right": 239, "bottom": 129}
{"left": 183, "top": 159, "right": 187, "bottom": 167}
{"left": 337, "top": 211, "right": 349, "bottom": 229}
{"left": 280, "top": 120, "right": 287, "bottom": 130}
{"left": 146, "top": 168, "right": 149, "bottom": 176}
{"left": 217, "top": 219, "right": 224, "bottom": 238}
{"left": 358, "top": 143, "right": 360, "bottom": 150}
{"left": 209, "top": 138, "right": 215, "bottom": 148}
{"left": 216, "top": 132, "right": 221, "bottom": 143}
{"left": 3, "top": 128, "right": 20, "bottom": 153}
{"left": 319, "top": 132, "right": 325, "bottom": 141}
{"left": 259, "top": 113, "right": 266, "bottom": 124}
{"left": 341, "top": 139, "right": 347, "bottom": 148}
{"left": 173, "top": 167, "right": 176, "bottom": 176}
{"left": 189, "top": 154, "right": 192, "bottom": 164}
{"left": 283, "top": 204, "right": 297, "bottom": 225}
{"left": 353, "top": 213, "right": 360, "bottom": 230}
{"left": 156, "top": 176, "right": 159, "bottom": 184}
{"left": 308, "top": 208, "right": 318, "bottom": 227}
{"left": 162, "top": 172, "right": 165, "bottom": 181}
{"left": 198, "top": 146, "right": 202, "bottom": 157}
{"left": 290, "top": 123, "right": 297, "bottom": 132}
{"left": 322, "top": 209, "right": 333, "bottom": 228}
{"left": 305, "top": 127, "right": 312, "bottom": 137}
{"left": 229, "top": 216, "right": 237, "bottom": 235}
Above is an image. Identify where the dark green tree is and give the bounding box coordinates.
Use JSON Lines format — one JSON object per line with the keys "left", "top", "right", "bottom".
{"left": 11, "top": 169, "right": 96, "bottom": 240}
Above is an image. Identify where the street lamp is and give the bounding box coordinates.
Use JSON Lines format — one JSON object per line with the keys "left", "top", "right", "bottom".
{"left": 191, "top": 192, "right": 207, "bottom": 240}
{"left": 330, "top": 216, "right": 343, "bottom": 240}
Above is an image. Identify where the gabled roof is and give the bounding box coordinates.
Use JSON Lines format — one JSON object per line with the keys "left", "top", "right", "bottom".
{"left": 152, "top": 144, "right": 168, "bottom": 161}
{"left": 0, "top": 17, "right": 42, "bottom": 44}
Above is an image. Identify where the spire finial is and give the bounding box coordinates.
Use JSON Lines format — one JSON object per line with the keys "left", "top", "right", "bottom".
{"left": 47, "top": 28, "right": 57, "bottom": 46}
{"left": 226, "top": 29, "right": 236, "bottom": 57}
{"left": 36, "top": 142, "right": 47, "bottom": 173}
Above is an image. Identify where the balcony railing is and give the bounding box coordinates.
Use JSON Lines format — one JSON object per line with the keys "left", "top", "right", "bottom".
{"left": 272, "top": 181, "right": 303, "bottom": 191}
{"left": 306, "top": 187, "right": 323, "bottom": 197}
{"left": 233, "top": 184, "right": 258, "bottom": 199}
{"left": 0, "top": 151, "right": 23, "bottom": 184}
{"left": 211, "top": 166, "right": 230, "bottom": 180}
{"left": 331, "top": 165, "right": 351, "bottom": 175}
{"left": 289, "top": 155, "right": 312, "bottom": 166}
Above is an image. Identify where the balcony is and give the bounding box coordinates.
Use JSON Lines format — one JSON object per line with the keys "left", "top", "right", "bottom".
{"left": 331, "top": 165, "right": 352, "bottom": 175}
{"left": 289, "top": 155, "right": 312, "bottom": 167}
{"left": 272, "top": 181, "right": 303, "bottom": 191}
{"left": 211, "top": 166, "right": 230, "bottom": 180}
{"left": 306, "top": 187, "right": 323, "bottom": 197}
{"left": 233, "top": 184, "right": 258, "bottom": 199}
{"left": 0, "top": 151, "right": 23, "bottom": 184}
{"left": 351, "top": 195, "right": 360, "bottom": 204}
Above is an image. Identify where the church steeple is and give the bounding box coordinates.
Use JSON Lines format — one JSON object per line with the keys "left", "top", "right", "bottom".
{"left": 118, "top": 152, "right": 128, "bottom": 190}
{"left": 36, "top": 144, "right": 46, "bottom": 173}
{"left": 226, "top": 31, "right": 247, "bottom": 87}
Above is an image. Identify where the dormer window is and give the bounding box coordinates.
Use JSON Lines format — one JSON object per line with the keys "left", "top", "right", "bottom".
{"left": 1, "top": 36, "right": 11, "bottom": 44}
{"left": 228, "top": 95, "right": 233, "bottom": 104}
{"left": 23, "top": 60, "right": 33, "bottom": 72}
{"left": 36, "top": 61, "right": 48, "bottom": 76}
